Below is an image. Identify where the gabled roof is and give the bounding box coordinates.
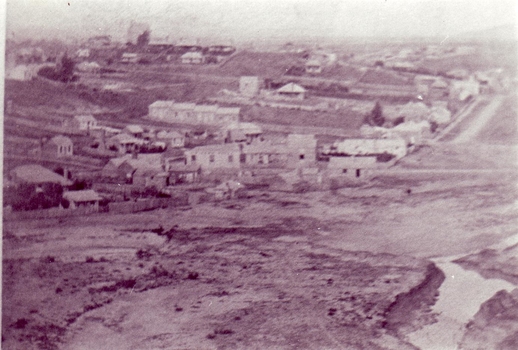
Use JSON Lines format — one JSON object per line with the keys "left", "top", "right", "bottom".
{"left": 305, "top": 59, "right": 322, "bottom": 67}
{"left": 123, "top": 125, "right": 144, "bottom": 134}
{"left": 74, "top": 115, "right": 97, "bottom": 122}
{"left": 10, "top": 164, "right": 72, "bottom": 186}
{"left": 156, "top": 130, "right": 184, "bottom": 139}
{"left": 172, "top": 103, "right": 196, "bottom": 111}
{"left": 181, "top": 51, "right": 203, "bottom": 59}
{"left": 63, "top": 190, "right": 103, "bottom": 202}
{"left": 216, "top": 107, "right": 240, "bottom": 115}
{"left": 110, "top": 133, "right": 145, "bottom": 145}
{"left": 50, "top": 135, "right": 73, "bottom": 147}
{"left": 194, "top": 105, "right": 219, "bottom": 112}
{"left": 150, "top": 100, "right": 175, "bottom": 108}
{"left": 278, "top": 83, "right": 306, "bottom": 93}
{"left": 227, "top": 122, "right": 262, "bottom": 135}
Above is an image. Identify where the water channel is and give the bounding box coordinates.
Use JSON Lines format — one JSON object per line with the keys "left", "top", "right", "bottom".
{"left": 407, "top": 234, "right": 518, "bottom": 349}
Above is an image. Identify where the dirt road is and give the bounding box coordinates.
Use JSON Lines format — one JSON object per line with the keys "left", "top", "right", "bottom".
{"left": 453, "top": 95, "right": 504, "bottom": 143}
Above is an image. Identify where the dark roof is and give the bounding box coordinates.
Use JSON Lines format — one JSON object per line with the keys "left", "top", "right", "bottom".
{"left": 10, "top": 164, "right": 72, "bottom": 186}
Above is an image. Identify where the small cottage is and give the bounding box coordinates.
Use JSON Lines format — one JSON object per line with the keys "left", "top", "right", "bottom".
{"left": 63, "top": 190, "right": 103, "bottom": 211}
{"left": 277, "top": 83, "right": 306, "bottom": 100}
{"left": 42, "top": 135, "right": 73, "bottom": 158}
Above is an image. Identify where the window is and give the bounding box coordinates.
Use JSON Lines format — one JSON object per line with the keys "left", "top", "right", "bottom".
{"left": 299, "top": 154, "right": 305, "bottom": 160}
{"left": 228, "top": 154, "right": 233, "bottom": 163}
{"left": 68, "top": 145, "right": 71, "bottom": 153}
{"left": 209, "top": 154, "right": 215, "bottom": 163}
{"left": 342, "top": 169, "right": 347, "bottom": 173}
{"left": 240, "top": 154, "right": 246, "bottom": 163}
{"left": 356, "top": 169, "right": 361, "bottom": 178}
{"left": 191, "top": 155, "right": 196, "bottom": 162}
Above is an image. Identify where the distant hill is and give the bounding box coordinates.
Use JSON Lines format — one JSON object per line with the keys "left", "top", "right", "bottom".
{"left": 455, "top": 23, "right": 517, "bottom": 42}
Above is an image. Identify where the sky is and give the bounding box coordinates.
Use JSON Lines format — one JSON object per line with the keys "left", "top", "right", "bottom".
{"left": 5, "top": 0, "right": 518, "bottom": 42}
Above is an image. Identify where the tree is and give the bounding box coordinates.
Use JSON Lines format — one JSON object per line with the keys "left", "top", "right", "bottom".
{"left": 60, "top": 54, "right": 76, "bottom": 82}
{"left": 136, "top": 30, "right": 150, "bottom": 48}
{"left": 364, "top": 101, "right": 385, "bottom": 127}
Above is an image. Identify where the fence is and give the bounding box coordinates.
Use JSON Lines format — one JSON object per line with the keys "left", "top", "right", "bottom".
{"left": 4, "top": 195, "right": 189, "bottom": 221}
{"left": 4, "top": 206, "right": 100, "bottom": 221}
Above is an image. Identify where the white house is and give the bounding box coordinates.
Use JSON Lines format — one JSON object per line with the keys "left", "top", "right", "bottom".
{"left": 181, "top": 51, "right": 204, "bottom": 64}
{"left": 305, "top": 59, "right": 323, "bottom": 74}
{"left": 239, "top": 76, "right": 260, "bottom": 97}
{"left": 332, "top": 138, "right": 407, "bottom": 159}
{"left": 185, "top": 143, "right": 241, "bottom": 172}
{"left": 72, "top": 115, "right": 98, "bottom": 131}
{"left": 277, "top": 83, "right": 306, "bottom": 100}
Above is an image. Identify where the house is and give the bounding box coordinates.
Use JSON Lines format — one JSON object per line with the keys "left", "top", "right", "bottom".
{"left": 450, "top": 78, "right": 480, "bottom": 101}
{"left": 215, "top": 107, "right": 240, "bottom": 126}
{"left": 305, "top": 59, "right": 322, "bottom": 74}
{"left": 6, "top": 65, "right": 34, "bottom": 81}
{"left": 106, "top": 133, "right": 145, "bottom": 154}
{"left": 123, "top": 125, "right": 144, "bottom": 138}
{"left": 239, "top": 76, "right": 260, "bottom": 97}
{"left": 167, "top": 163, "right": 201, "bottom": 184}
{"left": 171, "top": 103, "right": 196, "bottom": 123}
{"left": 241, "top": 141, "right": 285, "bottom": 166}
{"left": 328, "top": 156, "right": 378, "bottom": 178}
{"left": 71, "top": 115, "right": 98, "bottom": 131}
{"left": 121, "top": 53, "right": 139, "bottom": 64}
{"left": 10, "top": 164, "right": 72, "bottom": 186}
{"left": 226, "top": 122, "right": 262, "bottom": 143}
{"left": 397, "top": 102, "right": 430, "bottom": 122}
{"left": 117, "top": 154, "right": 164, "bottom": 184}
{"left": 286, "top": 134, "right": 317, "bottom": 166}
{"left": 42, "top": 135, "right": 73, "bottom": 158}
{"left": 101, "top": 155, "right": 133, "bottom": 179}
{"left": 76, "top": 61, "right": 101, "bottom": 73}
{"left": 181, "top": 51, "right": 204, "bottom": 64}
{"left": 391, "top": 121, "right": 432, "bottom": 146}
{"left": 194, "top": 105, "right": 219, "bottom": 124}
{"left": 331, "top": 138, "right": 407, "bottom": 159}
{"left": 277, "top": 83, "right": 306, "bottom": 100}
{"left": 185, "top": 143, "right": 241, "bottom": 172}
{"left": 63, "top": 190, "right": 103, "bottom": 211}
{"left": 429, "top": 79, "right": 449, "bottom": 100}
{"left": 156, "top": 130, "right": 185, "bottom": 148}
{"left": 430, "top": 106, "right": 452, "bottom": 125}
{"left": 132, "top": 167, "right": 169, "bottom": 189}
{"left": 75, "top": 48, "right": 90, "bottom": 58}
{"left": 149, "top": 100, "right": 176, "bottom": 120}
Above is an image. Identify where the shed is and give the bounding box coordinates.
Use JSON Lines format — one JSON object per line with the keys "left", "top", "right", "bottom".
{"left": 63, "top": 190, "right": 103, "bottom": 210}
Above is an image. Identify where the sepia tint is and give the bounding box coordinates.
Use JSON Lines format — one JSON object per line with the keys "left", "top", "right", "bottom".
{"left": 3, "top": 0, "right": 518, "bottom": 349}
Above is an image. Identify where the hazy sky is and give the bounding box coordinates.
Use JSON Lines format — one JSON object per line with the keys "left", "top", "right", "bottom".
{"left": 6, "top": 0, "right": 518, "bottom": 42}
